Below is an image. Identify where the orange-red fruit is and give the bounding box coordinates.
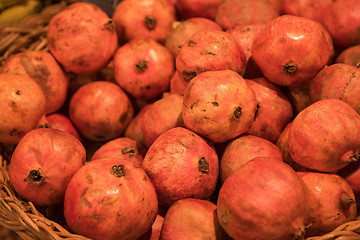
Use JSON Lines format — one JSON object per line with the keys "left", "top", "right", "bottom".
{"left": 336, "top": 45, "right": 360, "bottom": 67}
{"left": 217, "top": 157, "right": 310, "bottom": 240}
{"left": 46, "top": 113, "right": 82, "bottom": 142}
{"left": 169, "top": 71, "right": 187, "bottom": 95}
{"left": 297, "top": 171, "right": 357, "bottom": 237}
{"left": 124, "top": 104, "right": 151, "bottom": 148}
{"left": 182, "top": 70, "right": 257, "bottom": 143}
{"left": 69, "top": 81, "right": 134, "bottom": 141}
{"left": 288, "top": 99, "right": 360, "bottom": 173}
{"left": 47, "top": 2, "right": 118, "bottom": 75}
{"left": 175, "top": 0, "right": 222, "bottom": 20}
{"left": 0, "top": 73, "right": 46, "bottom": 144}
{"left": 112, "top": 0, "right": 176, "bottom": 44}
{"left": 251, "top": 14, "right": 332, "bottom": 87}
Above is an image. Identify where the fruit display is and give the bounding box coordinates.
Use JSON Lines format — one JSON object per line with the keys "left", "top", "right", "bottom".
{"left": 1, "top": 0, "right": 360, "bottom": 239}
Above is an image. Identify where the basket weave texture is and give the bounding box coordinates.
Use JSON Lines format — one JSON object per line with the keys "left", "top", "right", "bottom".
{"left": 1, "top": 1, "right": 360, "bottom": 240}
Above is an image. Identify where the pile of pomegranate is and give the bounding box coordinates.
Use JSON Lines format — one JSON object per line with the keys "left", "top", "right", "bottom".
{"left": 1, "top": 0, "right": 360, "bottom": 239}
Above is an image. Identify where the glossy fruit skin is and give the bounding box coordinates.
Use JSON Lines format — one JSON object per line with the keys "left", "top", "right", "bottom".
{"left": 47, "top": 2, "right": 118, "bottom": 75}
{"left": 142, "top": 127, "right": 219, "bottom": 208}
{"left": 0, "top": 73, "right": 46, "bottom": 144}
{"left": 9, "top": 128, "right": 86, "bottom": 206}
{"left": 288, "top": 99, "right": 360, "bottom": 173}
{"left": 69, "top": 81, "right": 134, "bottom": 142}
{"left": 251, "top": 14, "right": 332, "bottom": 87}
{"left": 182, "top": 70, "right": 257, "bottom": 143}
{"left": 64, "top": 158, "right": 158, "bottom": 240}
{"left": 217, "top": 157, "right": 310, "bottom": 240}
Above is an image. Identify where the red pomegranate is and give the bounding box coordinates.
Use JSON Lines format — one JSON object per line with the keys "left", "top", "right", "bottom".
{"left": 251, "top": 14, "right": 332, "bottom": 87}
{"left": 339, "top": 160, "right": 360, "bottom": 203}
{"left": 124, "top": 104, "right": 151, "bottom": 148}
{"left": 336, "top": 45, "right": 360, "bottom": 67}
{"left": 46, "top": 113, "right": 82, "bottom": 142}
{"left": 69, "top": 81, "right": 134, "bottom": 141}
{"left": 169, "top": 71, "right": 187, "bottom": 95}
{"left": 217, "top": 157, "right": 310, "bottom": 240}
{"left": 142, "top": 127, "right": 219, "bottom": 208}
{"left": 0, "top": 50, "right": 69, "bottom": 114}
{"left": 138, "top": 214, "right": 165, "bottom": 240}
{"left": 64, "top": 158, "right": 158, "bottom": 240}
{"left": 113, "top": 37, "right": 174, "bottom": 101}
{"left": 182, "top": 70, "right": 257, "bottom": 143}
{"left": 288, "top": 99, "right": 360, "bottom": 173}
{"left": 47, "top": 2, "right": 118, "bottom": 75}
{"left": 284, "top": 81, "right": 312, "bottom": 115}
{"left": 112, "top": 0, "right": 176, "bottom": 44}
{"left": 8, "top": 128, "right": 86, "bottom": 206}
{"left": 176, "top": 29, "right": 246, "bottom": 83}
{"left": 175, "top": 0, "right": 222, "bottom": 21}
{"left": 0, "top": 73, "right": 46, "bottom": 144}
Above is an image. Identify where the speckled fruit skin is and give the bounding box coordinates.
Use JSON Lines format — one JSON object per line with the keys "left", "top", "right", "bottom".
{"left": 220, "top": 135, "right": 283, "bottom": 184}
{"left": 182, "top": 70, "right": 257, "bottom": 143}
{"left": 113, "top": 37, "right": 174, "bottom": 101}
{"left": 46, "top": 113, "right": 82, "bottom": 142}
{"left": 47, "top": 2, "right": 118, "bottom": 75}
{"left": 0, "top": 73, "right": 46, "bottom": 144}
{"left": 9, "top": 128, "right": 86, "bottom": 206}
{"left": 160, "top": 198, "right": 230, "bottom": 240}
{"left": 309, "top": 63, "right": 360, "bottom": 114}
{"left": 251, "top": 14, "right": 332, "bottom": 87}
{"left": 176, "top": 29, "right": 246, "bottom": 84}
{"left": 175, "top": 0, "right": 222, "bottom": 20}
{"left": 298, "top": 171, "right": 357, "bottom": 237}
{"left": 217, "top": 157, "right": 310, "bottom": 240}
{"left": 142, "top": 127, "right": 219, "bottom": 208}
{"left": 112, "top": 0, "right": 176, "bottom": 44}
{"left": 69, "top": 81, "right": 134, "bottom": 142}
{"left": 288, "top": 99, "right": 360, "bottom": 173}
{"left": 0, "top": 50, "right": 69, "bottom": 114}
{"left": 64, "top": 158, "right": 158, "bottom": 240}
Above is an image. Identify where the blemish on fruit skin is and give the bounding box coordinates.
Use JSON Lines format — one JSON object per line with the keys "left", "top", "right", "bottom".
{"left": 86, "top": 175, "right": 93, "bottom": 184}
{"left": 188, "top": 40, "right": 197, "bottom": 47}
{"left": 182, "top": 70, "right": 197, "bottom": 82}
{"left": 16, "top": 90, "right": 21, "bottom": 95}
{"left": 190, "top": 99, "right": 199, "bottom": 109}
{"left": 200, "top": 51, "right": 216, "bottom": 55}
{"left": 233, "top": 107, "right": 242, "bottom": 122}
{"left": 198, "top": 157, "right": 210, "bottom": 174}
{"left": 211, "top": 102, "right": 219, "bottom": 106}
{"left": 145, "top": 15, "right": 157, "bottom": 31}
{"left": 283, "top": 60, "right": 298, "bottom": 75}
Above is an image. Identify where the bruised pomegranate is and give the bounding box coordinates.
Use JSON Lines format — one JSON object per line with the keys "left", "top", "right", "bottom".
{"left": 288, "top": 99, "right": 360, "bottom": 173}
{"left": 217, "top": 157, "right": 310, "bottom": 240}
{"left": 0, "top": 50, "right": 69, "bottom": 114}
{"left": 309, "top": 63, "right": 360, "bottom": 114}
{"left": 0, "top": 73, "right": 46, "bottom": 144}
{"left": 251, "top": 14, "right": 332, "bottom": 86}
{"left": 112, "top": 0, "right": 176, "bottom": 44}
{"left": 165, "top": 17, "right": 222, "bottom": 58}
{"left": 47, "top": 2, "right": 117, "bottom": 75}
{"left": 182, "top": 70, "right": 257, "bottom": 143}
{"left": 69, "top": 81, "right": 134, "bottom": 141}
{"left": 91, "top": 137, "right": 147, "bottom": 166}
{"left": 297, "top": 171, "right": 357, "bottom": 237}
{"left": 8, "top": 128, "right": 86, "bottom": 206}
{"left": 176, "top": 29, "right": 246, "bottom": 83}
{"left": 160, "top": 198, "right": 230, "bottom": 240}
{"left": 220, "top": 135, "right": 283, "bottom": 184}
{"left": 175, "top": 0, "right": 221, "bottom": 20}
{"left": 142, "top": 127, "right": 219, "bottom": 208}
{"left": 336, "top": 45, "right": 360, "bottom": 67}
{"left": 113, "top": 37, "right": 174, "bottom": 101}
{"left": 64, "top": 158, "right": 158, "bottom": 240}
{"left": 46, "top": 113, "right": 82, "bottom": 142}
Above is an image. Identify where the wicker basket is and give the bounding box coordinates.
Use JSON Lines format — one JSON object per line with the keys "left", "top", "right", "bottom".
{"left": 1, "top": 1, "right": 360, "bottom": 240}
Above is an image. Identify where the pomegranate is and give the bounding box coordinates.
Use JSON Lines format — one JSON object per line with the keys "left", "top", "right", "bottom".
{"left": 8, "top": 128, "right": 86, "bottom": 206}
{"left": 47, "top": 2, "right": 118, "bottom": 75}
{"left": 297, "top": 171, "right": 357, "bottom": 237}
{"left": 112, "top": 0, "right": 176, "bottom": 44}
{"left": 309, "top": 63, "right": 360, "bottom": 114}
{"left": 142, "top": 127, "right": 219, "bottom": 208}
{"left": 113, "top": 37, "right": 174, "bottom": 101}
{"left": 251, "top": 14, "right": 332, "bottom": 86}
{"left": 169, "top": 71, "right": 187, "bottom": 95}
{"left": 336, "top": 45, "right": 360, "bottom": 68}
{"left": 215, "top": 0, "right": 279, "bottom": 30}
{"left": 46, "top": 113, "right": 82, "bottom": 142}
{"left": 165, "top": 17, "right": 222, "bottom": 58}
{"left": 91, "top": 137, "right": 147, "bottom": 166}
{"left": 69, "top": 81, "right": 134, "bottom": 141}
{"left": 0, "top": 50, "right": 69, "bottom": 114}
{"left": 339, "top": 161, "right": 360, "bottom": 203}
{"left": 124, "top": 104, "right": 151, "bottom": 148}
{"left": 0, "top": 73, "right": 46, "bottom": 144}
{"left": 176, "top": 29, "right": 246, "bottom": 83}
{"left": 64, "top": 158, "right": 158, "bottom": 240}
{"left": 138, "top": 214, "right": 165, "bottom": 240}
{"left": 246, "top": 77, "right": 293, "bottom": 143}
{"left": 160, "top": 198, "right": 230, "bottom": 239}
{"left": 182, "top": 70, "right": 257, "bottom": 143}
{"left": 284, "top": 81, "right": 312, "bottom": 115}
{"left": 220, "top": 135, "right": 283, "bottom": 184}
{"left": 288, "top": 99, "right": 360, "bottom": 173}
{"left": 175, "top": 0, "right": 221, "bottom": 20}
{"left": 217, "top": 156, "right": 310, "bottom": 240}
